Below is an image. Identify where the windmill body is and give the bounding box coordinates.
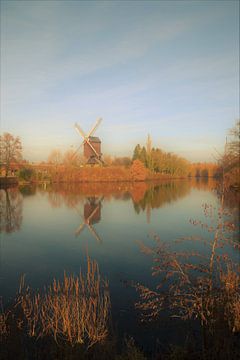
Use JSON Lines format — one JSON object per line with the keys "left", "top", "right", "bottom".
{"left": 84, "top": 136, "right": 101, "bottom": 163}
{"left": 84, "top": 197, "right": 101, "bottom": 225}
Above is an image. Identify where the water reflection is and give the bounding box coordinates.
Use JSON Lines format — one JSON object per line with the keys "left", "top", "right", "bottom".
{"left": 190, "top": 176, "right": 217, "bottom": 192}
{"left": 0, "top": 179, "right": 224, "bottom": 236}
{"left": 132, "top": 181, "right": 191, "bottom": 221}
{"left": 19, "top": 185, "right": 37, "bottom": 197}
{"left": 75, "top": 196, "right": 103, "bottom": 243}
{"left": 0, "top": 187, "right": 23, "bottom": 233}
{"left": 1, "top": 179, "right": 239, "bottom": 357}
{"left": 45, "top": 181, "right": 195, "bottom": 211}
{"left": 41, "top": 179, "right": 222, "bottom": 221}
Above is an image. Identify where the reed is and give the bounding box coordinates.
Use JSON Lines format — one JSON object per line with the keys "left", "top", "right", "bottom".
{"left": 15, "top": 257, "right": 110, "bottom": 347}
{"left": 0, "top": 309, "right": 10, "bottom": 340}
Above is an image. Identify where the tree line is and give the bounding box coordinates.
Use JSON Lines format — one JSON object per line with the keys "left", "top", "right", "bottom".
{"left": 1, "top": 121, "right": 239, "bottom": 185}
{"left": 132, "top": 142, "right": 190, "bottom": 177}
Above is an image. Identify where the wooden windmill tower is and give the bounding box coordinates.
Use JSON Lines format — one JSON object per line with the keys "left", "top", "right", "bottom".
{"left": 74, "top": 118, "right": 104, "bottom": 165}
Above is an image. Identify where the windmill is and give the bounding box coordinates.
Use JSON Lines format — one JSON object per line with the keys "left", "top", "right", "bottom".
{"left": 75, "top": 197, "right": 103, "bottom": 243}
{"left": 74, "top": 118, "right": 104, "bottom": 165}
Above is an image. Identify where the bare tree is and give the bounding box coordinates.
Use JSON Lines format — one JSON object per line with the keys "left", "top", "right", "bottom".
{"left": 48, "top": 149, "right": 63, "bottom": 168}
{"left": 221, "top": 120, "right": 240, "bottom": 189}
{"left": 0, "top": 133, "right": 22, "bottom": 176}
{"left": 63, "top": 149, "right": 83, "bottom": 167}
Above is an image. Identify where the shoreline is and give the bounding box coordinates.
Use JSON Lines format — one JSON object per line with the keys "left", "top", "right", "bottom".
{"left": 0, "top": 176, "right": 216, "bottom": 187}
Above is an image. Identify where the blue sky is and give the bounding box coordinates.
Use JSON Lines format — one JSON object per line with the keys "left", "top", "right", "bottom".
{"left": 1, "top": 0, "right": 239, "bottom": 162}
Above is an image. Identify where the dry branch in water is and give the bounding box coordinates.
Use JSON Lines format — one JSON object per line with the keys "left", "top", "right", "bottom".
{"left": 15, "top": 257, "right": 110, "bottom": 347}
{"left": 134, "top": 194, "right": 240, "bottom": 336}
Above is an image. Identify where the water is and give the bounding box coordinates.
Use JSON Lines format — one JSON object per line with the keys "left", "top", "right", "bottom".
{"left": 0, "top": 179, "right": 238, "bottom": 351}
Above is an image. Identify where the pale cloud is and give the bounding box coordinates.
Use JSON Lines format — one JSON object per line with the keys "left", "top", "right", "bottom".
{"left": 1, "top": 1, "right": 216, "bottom": 106}
{"left": 0, "top": 1, "right": 238, "bottom": 162}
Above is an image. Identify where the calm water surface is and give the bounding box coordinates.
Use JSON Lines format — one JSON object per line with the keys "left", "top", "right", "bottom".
{"left": 0, "top": 179, "right": 238, "bottom": 350}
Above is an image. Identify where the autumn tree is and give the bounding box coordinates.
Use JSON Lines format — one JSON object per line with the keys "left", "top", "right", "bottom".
{"left": 103, "top": 154, "right": 113, "bottom": 166}
{"left": 112, "top": 156, "right": 132, "bottom": 167}
{"left": 218, "top": 121, "right": 239, "bottom": 189}
{"left": 130, "top": 159, "right": 148, "bottom": 181}
{"left": 139, "top": 146, "right": 147, "bottom": 167}
{"left": 132, "top": 140, "right": 190, "bottom": 176}
{"left": 63, "top": 149, "right": 83, "bottom": 168}
{"left": 0, "top": 133, "right": 22, "bottom": 176}
{"left": 48, "top": 149, "right": 63, "bottom": 168}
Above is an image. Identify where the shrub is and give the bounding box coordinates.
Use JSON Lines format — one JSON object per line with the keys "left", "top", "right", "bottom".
{"left": 18, "top": 167, "right": 35, "bottom": 181}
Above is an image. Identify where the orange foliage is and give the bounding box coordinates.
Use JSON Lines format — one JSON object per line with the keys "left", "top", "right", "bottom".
{"left": 130, "top": 160, "right": 149, "bottom": 181}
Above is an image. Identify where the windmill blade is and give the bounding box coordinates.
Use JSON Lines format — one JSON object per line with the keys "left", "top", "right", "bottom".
{"left": 87, "top": 223, "right": 102, "bottom": 243}
{"left": 75, "top": 222, "right": 86, "bottom": 236}
{"left": 88, "top": 117, "right": 102, "bottom": 137}
{"left": 75, "top": 123, "right": 87, "bottom": 140}
{"left": 70, "top": 142, "right": 85, "bottom": 160}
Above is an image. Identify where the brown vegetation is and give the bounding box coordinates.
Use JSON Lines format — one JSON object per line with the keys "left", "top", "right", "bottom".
{"left": 220, "top": 121, "right": 240, "bottom": 189}
{"left": 134, "top": 190, "right": 240, "bottom": 357}
{"left": 2, "top": 258, "right": 110, "bottom": 349}
{"left": 130, "top": 160, "right": 149, "bottom": 181}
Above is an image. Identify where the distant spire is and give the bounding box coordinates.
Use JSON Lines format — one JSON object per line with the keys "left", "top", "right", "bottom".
{"left": 146, "top": 134, "right": 152, "bottom": 155}
{"left": 225, "top": 136, "right": 228, "bottom": 153}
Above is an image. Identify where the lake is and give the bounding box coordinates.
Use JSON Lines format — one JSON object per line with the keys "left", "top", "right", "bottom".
{"left": 1, "top": 179, "right": 239, "bottom": 355}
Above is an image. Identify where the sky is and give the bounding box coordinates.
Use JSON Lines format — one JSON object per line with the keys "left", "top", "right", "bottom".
{"left": 0, "top": 0, "right": 239, "bottom": 162}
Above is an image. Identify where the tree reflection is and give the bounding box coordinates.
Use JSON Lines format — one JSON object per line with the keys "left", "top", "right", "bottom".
{"left": 45, "top": 183, "right": 146, "bottom": 210}
{"left": 0, "top": 187, "right": 23, "bottom": 233}
{"left": 44, "top": 180, "right": 227, "bottom": 226}
{"left": 47, "top": 191, "right": 64, "bottom": 208}
{"left": 19, "top": 185, "right": 37, "bottom": 197}
{"left": 132, "top": 181, "right": 191, "bottom": 219}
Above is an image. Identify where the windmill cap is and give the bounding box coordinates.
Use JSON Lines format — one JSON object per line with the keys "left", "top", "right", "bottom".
{"left": 89, "top": 136, "right": 101, "bottom": 143}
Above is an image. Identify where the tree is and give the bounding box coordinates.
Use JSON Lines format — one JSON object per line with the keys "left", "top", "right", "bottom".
{"left": 19, "top": 167, "right": 36, "bottom": 181}
{"left": 130, "top": 159, "right": 148, "bottom": 181}
{"left": 103, "top": 154, "right": 113, "bottom": 166}
{"left": 112, "top": 156, "right": 132, "bottom": 167}
{"left": 63, "top": 149, "right": 83, "bottom": 168}
{"left": 139, "top": 146, "right": 147, "bottom": 166}
{"left": 48, "top": 149, "right": 63, "bottom": 167}
{"left": 221, "top": 120, "right": 240, "bottom": 188}
{"left": 132, "top": 144, "right": 142, "bottom": 161}
{"left": 0, "top": 133, "right": 22, "bottom": 176}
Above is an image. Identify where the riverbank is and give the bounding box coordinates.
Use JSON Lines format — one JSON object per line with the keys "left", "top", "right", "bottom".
{"left": 17, "top": 165, "right": 215, "bottom": 185}
{"left": 0, "top": 176, "right": 18, "bottom": 186}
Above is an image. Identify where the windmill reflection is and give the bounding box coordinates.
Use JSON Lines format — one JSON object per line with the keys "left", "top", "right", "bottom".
{"left": 75, "top": 196, "right": 103, "bottom": 243}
